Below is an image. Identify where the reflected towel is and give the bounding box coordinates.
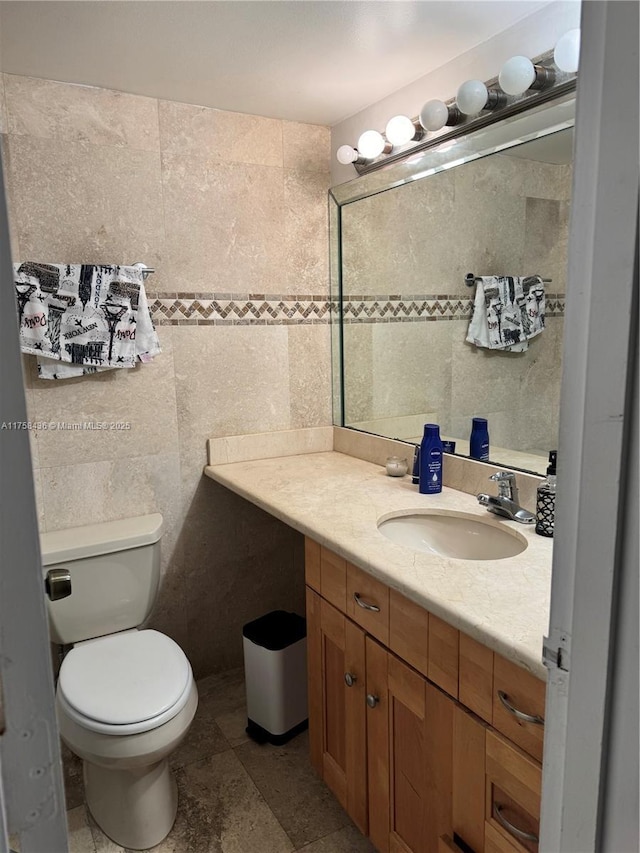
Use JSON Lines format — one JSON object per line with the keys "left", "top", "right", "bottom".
{"left": 466, "top": 275, "right": 545, "bottom": 352}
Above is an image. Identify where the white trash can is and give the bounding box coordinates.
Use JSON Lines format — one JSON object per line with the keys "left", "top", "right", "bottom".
{"left": 242, "top": 610, "right": 308, "bottom": 744}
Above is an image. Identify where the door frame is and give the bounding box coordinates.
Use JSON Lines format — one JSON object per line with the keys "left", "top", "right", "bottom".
{"left": 540, "top": 2, "right": 639, "bottom": 850}
{"left": 0, "top": 151, "right": 69, "bottom": 849}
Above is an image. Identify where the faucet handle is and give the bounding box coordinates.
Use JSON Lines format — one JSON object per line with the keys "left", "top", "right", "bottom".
{"left": 489, "top": 471, "right": 518, "bottom": 501}
{"left": 489, "top": 471, "right": 515, "bottom": 482}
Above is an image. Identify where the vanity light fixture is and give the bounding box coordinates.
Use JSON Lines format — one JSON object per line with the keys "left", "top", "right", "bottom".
{"left": 498, "top": 55, "right": 555, "bottom": 96}
{"left": 357, "top": 129, "right": 391, "bottom": 160}
{"left": 337, "top": 28, "right": 579, "bottom": 174}
{"left": 419, "top": 99, "right": 462, "bottom": 132}
{"left": 385, "top": 115, "right": 423, "bottom": 147}
{"left": 336, "top": 144, "right": 362, "bottom": 165}
{"left": 554, "top": 28, "right": 580, "bottom": 73}
{"left": 456, "top": 80, "right": 506, "bottom": 116}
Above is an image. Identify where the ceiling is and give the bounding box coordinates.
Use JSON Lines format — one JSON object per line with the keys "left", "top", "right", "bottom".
{"left": 0, "top": 1, "right": 551, "bottom": 126}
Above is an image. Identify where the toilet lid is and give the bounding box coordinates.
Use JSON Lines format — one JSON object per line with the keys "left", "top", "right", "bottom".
{"left": 58, "top": 630, "right": 192, "bottom": 729}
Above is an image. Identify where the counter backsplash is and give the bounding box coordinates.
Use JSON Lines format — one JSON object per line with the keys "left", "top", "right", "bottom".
{"left": 206, "top": 426, "right": 543, "bottom": 513}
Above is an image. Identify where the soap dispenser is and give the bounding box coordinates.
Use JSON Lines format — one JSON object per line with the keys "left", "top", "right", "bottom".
{"left": 535, "top": 450, "right": 557, "bottom": 537}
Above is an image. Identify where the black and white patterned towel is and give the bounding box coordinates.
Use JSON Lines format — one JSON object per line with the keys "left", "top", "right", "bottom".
{"left": 13, "top": 263, "right": 161, "bottom": 379}
{"left": 466, "top": 275, "right": 545, "bottom": 352}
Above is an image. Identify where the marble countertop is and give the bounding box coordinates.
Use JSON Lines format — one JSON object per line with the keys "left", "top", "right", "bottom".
{"left": 205, "top": 451, "right": 552, "bottom": 678}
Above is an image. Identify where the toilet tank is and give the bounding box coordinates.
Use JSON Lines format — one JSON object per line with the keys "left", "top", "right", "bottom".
{"left": 40, "top": 514, "right": 163, "bottom": 645}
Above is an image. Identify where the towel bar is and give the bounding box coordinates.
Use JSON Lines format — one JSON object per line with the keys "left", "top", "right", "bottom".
{"left": 465, "top": 273, "right": 552, "bottom": 287}
{"left": 132, "top": 262, "right": 155, "bottom": 280}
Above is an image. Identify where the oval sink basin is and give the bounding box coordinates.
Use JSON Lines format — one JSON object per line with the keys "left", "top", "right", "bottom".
{"left": 377, "top": 510, "right": 527, "bottom": 560}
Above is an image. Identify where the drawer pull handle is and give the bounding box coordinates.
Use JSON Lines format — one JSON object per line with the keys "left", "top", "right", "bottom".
{"left": 494, "top": 804, "right": 539, "bottom": 844}
{"left": 344, "top": 672, "right": 357, "bottom": 687}
{"left": 498, "top": 690, "right": 544, "bottom": 725}
{"left": 354, "top": 592, "right": 380, "bottom": 612}
{"left": 366, "top": 693, "right": 379, "bottom": 708}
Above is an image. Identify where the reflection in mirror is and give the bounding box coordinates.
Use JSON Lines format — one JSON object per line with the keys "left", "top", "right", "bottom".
{"left": 332, "top": 96, "right": 574, "bottom": 475}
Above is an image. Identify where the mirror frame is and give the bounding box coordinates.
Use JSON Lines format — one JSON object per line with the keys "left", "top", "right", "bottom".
{"left": 329, "top": 81, "right": 577, "bottom": 475}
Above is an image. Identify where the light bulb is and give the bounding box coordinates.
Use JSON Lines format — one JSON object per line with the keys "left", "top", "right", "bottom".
{"left": 456, "top": 80, "right": 489, "bottom": 115}
{"left": 499, "top": 56, "right": 536, "bottom": 95}
{"left": 357, "top": 130, "right": 386, "bottom": 160}
{"left": 419, "top": 100, "right": 448, "bottom": 132}
{"left": 385, "top": 115, "right": 418, "bottom": 146}
{"left": 554, "top": 28, "right": 580, "bottom": 72}
{"left": 336, "top": 145, "right": 358, "bottom": 165}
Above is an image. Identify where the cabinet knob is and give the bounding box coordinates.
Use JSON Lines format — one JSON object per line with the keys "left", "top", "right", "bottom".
{"left": 344, "top": 672, "right": 357, "bottom": 687}
{"left": 366, "top": 693, "right": 379, "bottom": 708}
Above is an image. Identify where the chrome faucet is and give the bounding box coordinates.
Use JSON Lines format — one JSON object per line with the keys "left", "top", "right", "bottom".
{"left": 477, "top": 471, "right": 535, "bottom": 524}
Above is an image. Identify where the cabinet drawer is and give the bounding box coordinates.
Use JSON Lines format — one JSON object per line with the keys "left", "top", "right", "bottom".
{"left": 346, "top": 562, "right": 389, "bottom": 645}
{"left": 389, "top": 588, "right": 429, "bottom": 678}
{"left": 485, "top": 822, "right": 521, "bottom": 853}
{"left": 428, "top": 613, "right": 459, "bottom": 698}
{"left": 492, "top": 655, "right": 545, "bottom": 762}
{"left": 320, "top": 546, "right": 347, "bottom": 612}
{"left": 486, "top": 731, "right": 541, "bottom": 853}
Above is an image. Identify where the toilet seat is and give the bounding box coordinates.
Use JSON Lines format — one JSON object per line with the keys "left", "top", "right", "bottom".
{"left": 58, "top": 629, "right": 193, "bottom": 735}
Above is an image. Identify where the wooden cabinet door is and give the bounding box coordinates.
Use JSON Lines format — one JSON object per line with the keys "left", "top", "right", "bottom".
{"left": 387, "top": 653, "right": 428, "bottom": 853}
{"left": 366, "top": 637, "right": 390, "bottom": 853}
{"left": 386, "top": 654, "right": 458, "bottom": 853}
{"left": 306, "top": 586, "right": 324, "bottom": 775}
{"left": 452, "top": 705, "right": 486, "bottom": 853}
{"left": 306, "top": 587, "right": 368, "bottom": 834}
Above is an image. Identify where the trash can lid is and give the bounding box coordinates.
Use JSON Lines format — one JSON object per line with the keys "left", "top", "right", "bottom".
{"left": 243, "top": 610, "right": 306, "bottom": 650}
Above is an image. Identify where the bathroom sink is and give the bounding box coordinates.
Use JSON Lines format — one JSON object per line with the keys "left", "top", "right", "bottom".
{"left": 377, "top": 510, "right": 527, "bottom": 560}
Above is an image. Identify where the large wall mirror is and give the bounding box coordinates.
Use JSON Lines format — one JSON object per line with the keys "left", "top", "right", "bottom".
{"left": 330, "top": 90, "right": 575, "bottom": 475}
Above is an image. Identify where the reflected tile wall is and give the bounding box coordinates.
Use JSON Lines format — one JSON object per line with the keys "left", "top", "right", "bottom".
{"left": 342, "top": 152, "right": 572, "bottom": 302}
{"left": 4, "top": 73, "right": 331, "bottom": 677}
{"left": 371, "top": 321, "right": 452, "bottom": 429}
{"left": 343, "top": 323, "right": 373, "bottom": 424}
{"left": 341, "top": 152, "right": 571, "bottom": 458}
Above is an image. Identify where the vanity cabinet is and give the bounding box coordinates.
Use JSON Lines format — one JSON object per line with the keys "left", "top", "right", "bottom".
{"left": 305, "top": 587, "right": 368, "bottom": 833}
{"left": 304, "top": 538, "right": 545, "bottom": 853}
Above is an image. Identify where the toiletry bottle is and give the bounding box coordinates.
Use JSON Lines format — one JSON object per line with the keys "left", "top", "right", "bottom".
{"left": 419, "top": 424, "right": 443, "bottom": 494}
{"left": 470, "top": 417, "right": 490, "bottom": 461}
{"left": 535, "top": 450, "right": 557, "bottom": 537}
{"left": 411, "top": 446, "right": 420, "bottom": 484}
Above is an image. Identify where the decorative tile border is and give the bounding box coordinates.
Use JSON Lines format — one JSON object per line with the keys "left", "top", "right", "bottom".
{"left": 146, "top": 291, "right": 565, "bottom": 326}
{"left": 147, "top": 292, "right": 331, "bottom": 325}
{"left": 341, "top": 293, "right": 565, "bottom": 323}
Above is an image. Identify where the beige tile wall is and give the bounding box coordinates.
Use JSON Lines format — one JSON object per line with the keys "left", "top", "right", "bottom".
{"left": 4, "top": 73, "right": 332, "bottom": 677}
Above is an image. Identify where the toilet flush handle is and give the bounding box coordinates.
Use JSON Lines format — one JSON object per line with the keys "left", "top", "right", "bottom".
{"left": 45, "top": 568, "right": 72, "bottom": 601}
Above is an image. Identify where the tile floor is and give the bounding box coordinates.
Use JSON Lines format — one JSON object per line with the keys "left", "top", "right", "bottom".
{"left": 61, "top": 668, "right": 377, "bottom": 853}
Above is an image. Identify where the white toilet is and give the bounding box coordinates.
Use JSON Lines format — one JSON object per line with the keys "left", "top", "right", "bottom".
{"left": 40, "top": 513, "right": 198, "bottom": 851}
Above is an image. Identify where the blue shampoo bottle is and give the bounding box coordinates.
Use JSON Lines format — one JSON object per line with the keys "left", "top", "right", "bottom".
{"left": 470, "top": 417, "right": 490, "bottom": 461}
{"left": 419, "top": 424, "right": 443, "bottom": 494}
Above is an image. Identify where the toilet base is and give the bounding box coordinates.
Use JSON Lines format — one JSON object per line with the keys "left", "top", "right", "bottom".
{"left": 84, "top": 757, "right": 178, "bottom": 850}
